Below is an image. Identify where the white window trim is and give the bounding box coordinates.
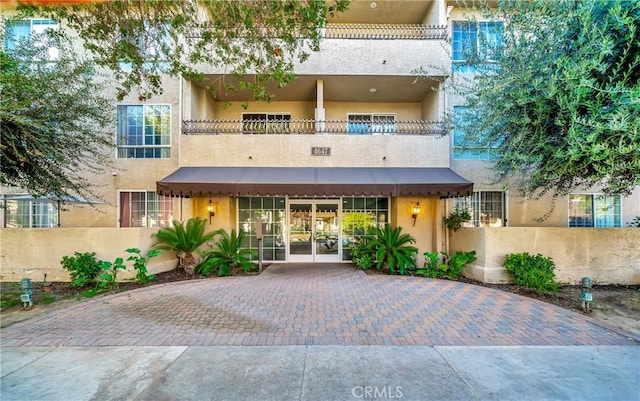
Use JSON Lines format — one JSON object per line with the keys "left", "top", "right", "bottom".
{"left": 568, "top": 193, "right": 622, "bottom": 228}
{"left": 115, "top": 103, "right": 172, "bottom": 159}
{"left": 117, "top": 190, "right": 173, "bottom": 228}
{"left": 347, "top": 113, "right": 397, "bottom": 135}
{"left": 451, "top": 20, "right": 503, "bottom": 63}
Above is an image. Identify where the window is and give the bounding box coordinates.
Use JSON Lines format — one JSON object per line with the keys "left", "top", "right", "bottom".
{"left": 452, "top": 20, "right": 503, "bottom": 72}
{"left": 242, "top": 113, "right": 291, "bottom": 134}
{"left": 116, "top": 105, "right": 171, "bottom": 158}
{"left": 342, "top": 197, "right": 389, "bottom": 260}
{"left": 569, "top": 194, "right": 621, "bottom": 227}
{"left": 453, "top": 106, "right": 495, "bottom": 159}
{"left": 454, "top": 191, "right": 505, "bottom": 227}
{"left": 119, "top": 191, "right": 173, "bottom": 227}
{"left": 347, "top": 114, "right": 396, "bottom": 135}
{"left": 5, "top": 19, "right": 59, "bottom": 60}
{"left": 3, "top": 198, "right": 58, "bottom": 228}
{"left": 238, "top": 197, "right": 287, "bottom": 261}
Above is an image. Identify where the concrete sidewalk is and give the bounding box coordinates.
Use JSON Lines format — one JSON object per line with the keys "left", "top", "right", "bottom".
{"left": 2, "top": 345, "right": 639, "bottom": 401}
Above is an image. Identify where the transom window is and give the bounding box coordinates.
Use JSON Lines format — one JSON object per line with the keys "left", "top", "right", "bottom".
{"left": 116, "top": 105, "right": 171, "bottom": 158}
{"left": 119, "top": 191, "right": 173, "bottom": 227}
{"left": 569, "top": 194, "right": 621, "bottom": 227}
{"left": 454, "top": 191, "right": 505, "bottom": 227}
{"left": 4, "top": 19, "right": 59, "bottom": 60}
{"left": 3, "top": 197, "right": 58, "bottom": 228}
{"left": 347, "top": 114, "right": 396, "bottom": 135}
{"left": 452, "top": 20, "right": 503, "bottom": 72}
{"left": 242, "top": 113, "right": 291, "bottom": 134}
{"left": 453, "top": 106, "right": 496, "bottom": 160}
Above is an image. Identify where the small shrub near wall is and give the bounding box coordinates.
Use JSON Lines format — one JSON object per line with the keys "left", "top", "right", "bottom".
{"left": 503, "top": 252, "right": 558, "bottom": 294}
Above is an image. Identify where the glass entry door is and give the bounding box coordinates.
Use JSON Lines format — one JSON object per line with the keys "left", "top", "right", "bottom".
{"left": 288, "top": 200, "right": 340, "bottom": 262}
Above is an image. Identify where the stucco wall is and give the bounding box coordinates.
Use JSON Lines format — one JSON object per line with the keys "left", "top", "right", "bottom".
{"left": 0, "top": 228, "right": 177, "bottom": 282}
{"left": 180, "top": 135, "right": 450, "bottom": 168}
{"left": 450, "top": 228, "right": 640, "bottom": 285}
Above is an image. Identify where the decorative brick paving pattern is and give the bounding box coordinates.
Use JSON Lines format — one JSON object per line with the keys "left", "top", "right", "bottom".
{"left": 1, "top": 264, "right": 637, "bottom": 347}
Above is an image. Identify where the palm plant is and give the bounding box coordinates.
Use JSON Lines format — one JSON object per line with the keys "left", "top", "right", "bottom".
{"left": 198, "top": 228, "right": 257, "bottom": 277}
{"left": 370, "top": 224, "right": 418, "bottom": 275}
{"left": 151, "top": 218, "right": 218, "bottom": 275}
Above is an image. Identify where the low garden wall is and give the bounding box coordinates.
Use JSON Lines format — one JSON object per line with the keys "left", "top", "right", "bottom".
{"left": 450, "top": 227, "right": 640, "bottom": 285}
{"left": 0, "top": 228, "right": 177, "bottom": 282}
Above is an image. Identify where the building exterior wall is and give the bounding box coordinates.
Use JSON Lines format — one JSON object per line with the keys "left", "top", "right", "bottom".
{"left": 0, "top": 228, "right": 177, "bottom": 282}
{"left": 2, "top": 1, "right": 638, "bottom": 283}
{"left": 450, "top": 228, "right": 640, "bottom": 285}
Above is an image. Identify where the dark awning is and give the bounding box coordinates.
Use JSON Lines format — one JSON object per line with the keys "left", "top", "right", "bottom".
{"left": 156, "top": 167, "right": 473, "bottom": 197}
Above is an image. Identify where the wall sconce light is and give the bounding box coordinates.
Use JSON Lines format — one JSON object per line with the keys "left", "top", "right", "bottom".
{"left": 411, "top": 202, "right": 421, "bottom": 226}
{"left": 207, "top": 199, "right": 217, "bottom": 223}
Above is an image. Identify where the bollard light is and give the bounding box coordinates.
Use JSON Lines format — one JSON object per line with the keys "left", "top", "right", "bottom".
{"left": 581, "top": 276, "right": 593, "bottom": 312}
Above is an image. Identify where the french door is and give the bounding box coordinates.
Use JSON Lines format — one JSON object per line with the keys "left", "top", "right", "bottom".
{"left": 288, "top": 200, "right": 341, "bottom": 262}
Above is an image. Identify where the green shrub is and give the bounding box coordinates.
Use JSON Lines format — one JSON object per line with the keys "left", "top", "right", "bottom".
{"left": 503, "top": 252, "right": 558, "bottom": 294}
{"left": 370, "top": 224, "right": 418, "bottom": 275}
{"left": 417, "top": 250, "right": 476, "bottom": 279}
{"left": 348, "top": 231, "right": 376, "bottom": 270}
{"left": 60, "top": 251, "right": 103, "bottom": 288}
{"left": 126, "top": 248, "right": 161, "bottom": 285}
{"left": 444, "top": 208, "right": 472, "bottom": 231}
{"left": 97, "top": 257, "right": 126, "bottom": 291}
{"left": 152, "top": 218, "right": 218, "bottom": 274}
{"left": 198, "top": 229, "right": 257, "bottom": 277}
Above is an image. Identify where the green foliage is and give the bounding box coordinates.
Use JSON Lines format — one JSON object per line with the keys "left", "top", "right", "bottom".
{"left": 626, "top": 216, "right": 640, "bottom": 227}
{"left": 370, "top": 224, "right": 418, "bottom": 275}
{"left": 417, "top": 251, "right": 477, "bottom": 279}
{"left": 97, "top": 257, "right": 126, "bottom": 291}
{"left": 152, "top": 218, "right": 218, "bottom": 272}
{"left": 448, "top": 0, "right": 640, "bottom": 204}
{"left": 23, "top": 0, "right": 350, "bottom": 102}
{"left": 503, "top": 252, "right": 558, "bottom": 294}
{"left": 126, "top": 248, "right": 161, "bottom": 285}
{"left": 444, "top": 208, "right": 472, "bottom": 231}
{"left": 348, "top": 230, "right": 376, "bottom": 270}
{"left": 60, "top": 252, "right": 103, "bottom": 288}
{"left": 0, "top": 22, "right": 114, "bottom": 200}
{"left": 198, "top": 229, "right": 257, "bottom": 277}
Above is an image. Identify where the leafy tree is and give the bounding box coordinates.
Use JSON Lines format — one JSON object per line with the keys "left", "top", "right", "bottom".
{"left": 20, "top": 0, "right": 350, "bottom": 102}
{"left": 0, "top": 24, "right": 114, "bottom": 200}
{"left": 449, "top": 0, "right": 639, "bottom": 202}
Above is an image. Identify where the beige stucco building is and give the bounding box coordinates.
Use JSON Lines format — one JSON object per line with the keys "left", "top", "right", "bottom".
{"left": 2, "top": 1, "right": 639, "bottom": 284}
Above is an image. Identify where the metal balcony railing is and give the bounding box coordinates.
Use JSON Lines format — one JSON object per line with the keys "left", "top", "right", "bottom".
{"left": 187, "top": 24, "right": 447, "bottom": 41}
{"left": 183, "top": 119, "right": 447, "bottom": 136}
{"left": 323, "top": 24, "right": 448, "bottom": 40}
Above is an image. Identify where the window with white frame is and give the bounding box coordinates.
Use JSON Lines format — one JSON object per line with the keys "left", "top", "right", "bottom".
{"left": 3, "top": 198, "right": 58, "bottom": 228}
{"left": 454, "top": 191, "right": 505, "bottom": 227}
{"left": 119, "top": 191, "right": 173, "bottom": 227}
{"left": 569, "top": 194, "right": 621, "bottom": 227}
{"left": 452, "top": 20, "right": 503, "bottom": 72}
{"left": 453, "top": 106, "right": 496, "bottom": 159}
{"left": 4, "top": 19, "right": 60, "bottom": 60}
{"left": 347, "top": 114, "right": 396, "bottom": 135}
{"left": 116, "top": 105, "right": 171, "bottom": 158}
{"left": 242, "top": 113, "right": 291, "bottom": 134}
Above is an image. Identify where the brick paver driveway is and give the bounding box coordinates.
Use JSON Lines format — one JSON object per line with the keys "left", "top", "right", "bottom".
{"left": 1, "top": 264, "right": 637, "bottom": 347}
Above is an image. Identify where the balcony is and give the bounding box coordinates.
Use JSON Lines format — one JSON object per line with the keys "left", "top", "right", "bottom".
{"left": 182, "top": 119, "right": 448, "bottom": 136}
{"left": 323, "top": 24, "right": 447, "bottom": 40}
